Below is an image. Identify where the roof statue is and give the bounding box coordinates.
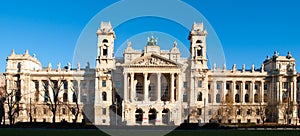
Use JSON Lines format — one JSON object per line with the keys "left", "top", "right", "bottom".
{"left": 147, "top": 36, "right": 158, "bottom": 46}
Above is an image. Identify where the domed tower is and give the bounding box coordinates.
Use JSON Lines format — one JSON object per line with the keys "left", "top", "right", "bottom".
{"left": 94, "top": 22, "right": 116, "bottom": 125}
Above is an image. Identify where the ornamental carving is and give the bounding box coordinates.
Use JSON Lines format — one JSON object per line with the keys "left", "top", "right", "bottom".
{"left": 131, "top": 54, "right": 177, "bottom": 67}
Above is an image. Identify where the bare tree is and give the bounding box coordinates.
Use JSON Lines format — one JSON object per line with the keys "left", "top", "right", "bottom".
{"left": 222, "top": 93, "right": 235, "bottom": 123}
{"left": 0, "top": 86, "right": 5, "bottom": 125}
{"left": 41, "top": 77, "right": 65, "bottom": 123}
{"left": 2, "top": 84, "right": 22, "bottom": 125}
{"left": 63, "top": 86, "right": 81, "bottom": 123}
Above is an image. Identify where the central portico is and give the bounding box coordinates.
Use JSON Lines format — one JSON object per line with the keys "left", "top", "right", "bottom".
{"left": 119, "top": 37, "right": 185, "bottom": 125}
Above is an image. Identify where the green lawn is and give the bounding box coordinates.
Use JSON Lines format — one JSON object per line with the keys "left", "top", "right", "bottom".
{"left": 1, "top": 129, "right": 300, "bottom": 136}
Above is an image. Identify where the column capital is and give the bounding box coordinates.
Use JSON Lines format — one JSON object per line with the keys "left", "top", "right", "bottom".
{"left": 143, "top": 72, "right": 148, "bottom": 76}
{"left": 130, "top": 72, "right": 134, "bottom": 77}
{"left": 157, "top": 72, "right": 161, "bottom": 77}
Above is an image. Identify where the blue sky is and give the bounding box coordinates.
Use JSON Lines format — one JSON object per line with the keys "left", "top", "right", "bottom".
{"left": 0, "top": 0, "right": 300, "bottom": 72}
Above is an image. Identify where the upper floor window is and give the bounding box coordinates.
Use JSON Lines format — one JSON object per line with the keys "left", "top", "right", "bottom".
{"left": 198, "top": 81, "right": 202, "bottom": 88}
{"left": 197, "top": 92, "right": 202, "bottom": 101}
{"left": 102, "top": 80, "right": 106, "bottom": 87}
{"left": 216, "top": 94, "right": 221, "bottom": 103}
{"left": 283, "top": 82, "right": 288, "bottom": 89}
{"left": 102, "top": 39, "right": 108, "bottom": 43}
{"left": 103, "top": 45, "right": 108, "bottom": 56}
{"left": 102, "top": 92, "right": 107, "bottom": 101}
{"left": 196, "top": 40, "right": 202, "bottom": 44}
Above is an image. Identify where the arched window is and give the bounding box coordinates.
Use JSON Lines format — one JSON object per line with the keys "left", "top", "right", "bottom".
{"left": 197, "top": 92, "right": 202, "bottom": 101}
{"left": 216, "top": 94, "right": 221, "bottom": 103}
{"left": 63, "top": 92, "right": 68, "bottom": 102}
{"left": 148, "top": 108, "right": 157, "bottom": 125}
{"left": 208, "top": 94, "right": 211, "bottom": 103}
{"left": 254, "top": 94, "right": 259, "bottom": 103}
{"left": 245, "top": 94, "right": 249, "bottom": 103}
{"left": 135, "top": 108, "right": 143, "bottom": 124}
{"left": 102, "top": 92, "right": 107, "bottom": 101}
{"left": 235, "top": 94, "right": 240, "bottom": 103}
{"left": 196, "top": 40, "right": 202, "bottom": 44}
{"left": 102, "top": 39, "right": 108, "bottom": 43}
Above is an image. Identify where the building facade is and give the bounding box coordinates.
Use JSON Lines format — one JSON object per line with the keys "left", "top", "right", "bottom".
{"left": 3, "top": 21, "right": 299, "bottom": 125}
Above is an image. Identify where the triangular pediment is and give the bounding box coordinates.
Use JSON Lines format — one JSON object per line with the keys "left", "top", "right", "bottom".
{"left": 128, "top": 54, "right": 178, "bottom": 67}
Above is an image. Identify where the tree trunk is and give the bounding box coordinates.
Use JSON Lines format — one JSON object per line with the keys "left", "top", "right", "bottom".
{"left": 52, "top": 114, "right": 56, "bottom": 123}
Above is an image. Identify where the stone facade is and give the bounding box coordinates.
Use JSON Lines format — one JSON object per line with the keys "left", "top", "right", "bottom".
{"left": 3, "top": 21, "right": 299, "bottom": 125}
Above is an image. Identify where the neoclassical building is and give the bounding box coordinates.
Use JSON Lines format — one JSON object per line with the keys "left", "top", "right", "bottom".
{"left": 3, "top": 21, "right": 299, "bottom": 125}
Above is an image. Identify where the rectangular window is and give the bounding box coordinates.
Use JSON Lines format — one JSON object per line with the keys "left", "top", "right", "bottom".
{"left": 43, "top": 108, "right": 47, "bottom": 114}
{"left": 247, "top": 109, "right": 251, "bottom": 115}
{"left": 236, "top": 84, "right": 240, "bottom": 90}
{"left": 103, "top": 49, "right": 108, "bottom": 56}
{"left": 197, "top": 108, "right": 202, "bottom": 115}
{"left": 102, "top": 119, "right": 106, "bottom": 124}
{"left": 44, "top": 91, "right": 49, "bottom": 102}
{"left": 183, "top": 82, "right": 188, "bottom": 88}
{"left": 33, "top": 108, "right": 37, "bottom": 115}
{"left": 245, "top": 84, "right": 249, "bottom": 90}
{"left": 102, "top": 108, "right": 106, "bottom": 115}
{"left": 237, "top": 109, "right": 241, "bottom": 115}
{"left": 226, "top": 83, "right": 230, "bottom": 90}
{"left": 264, "top": 84, "right": 268, "bottom": 90}
{"left": 72, "top": 81, "right": 78, "bottom": 89}
{"left": 197, "top": 49, "right": 202, "bottom": 56}
{"left": 116, "top": 82, "right": 121, "bottom": 89}
{"left": 255, "top": 84, "right": 259, "bottom": 90}
{"left": 208, "top": 83, "right": 211, "bottom": 90}
{"left": 63, "top": 81, "right": 68, "bottom": 89}
{"left": 52, "top": 80, "right": 58, "bottom": 89}
{"left": 102, "top": 80, "right": 106, "bottom": 87}
{"left": 217, "top": 82, "right": 221, "bottom": 90}
{"left": 183, "top": 92, "right": 188, "bottom": 102}
{"left": 62, "top": 108, "right": 66, "bottom": 115}
{"left": 81, "top": 82, "right": 87, "bottom": 89}
{"left": 198, "top": 81, "right": 202, "bottom": 88}
{"left": 283, "top": 82, "right": 288, "bottom": 89}
{"left": 208, "top": 109, "right": 212, "bottom": 115}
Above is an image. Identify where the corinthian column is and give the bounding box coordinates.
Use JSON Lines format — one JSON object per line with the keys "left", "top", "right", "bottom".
{"left": 123, "top": 72, "right": 128, "bottom": 102}
{"left": 143, "top": 73, "right": 148, "bottom": 101}
{"left": 130, "top": 73, "right": 135, "bottom": 102}
{"left": 170, "top": 73, "right": 174, "bottom": 102}
{"left": 157, "top": 73, "right": 161, "bottom": 102}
